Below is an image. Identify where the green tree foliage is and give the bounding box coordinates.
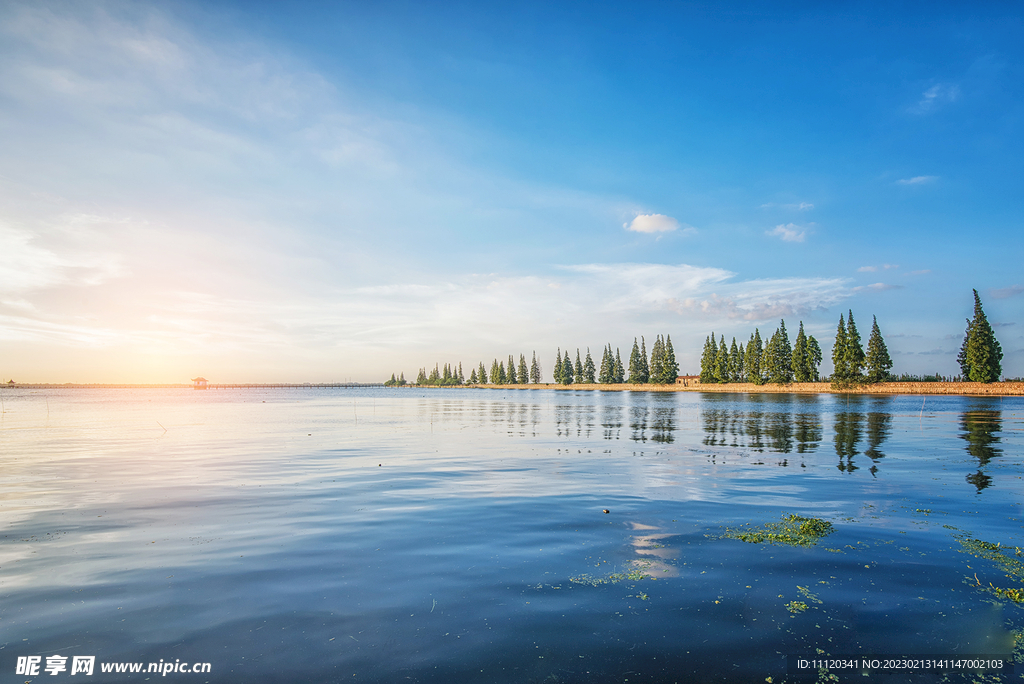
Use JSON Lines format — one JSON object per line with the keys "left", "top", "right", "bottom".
{"left": 831, "top": 316, "right": 848, "bottom": 380}
{"left": 583, "top": 348, "right": 596, "bottom": 383}
{"left": 530, "top": 351, "right": 541, "bottom": 384}
{"left": 792, "top": 322, "right": 809, "bottom": 382}
{"left": 613, "top": 348, "right": 625, "bottom": 383}
{"left": 478, "top": 362, "right": 488, "bottom": 385}
{"left": 700, "top": 334, "right": 716, "bottom": 383}
{"left": 745, "top": 330, "right": 763, "bottom": 384}
{"left": 574, "top": 349, "right": 584, "bottom": 383}
{"left": 663, "top": 335, "right": 679, "bottom": 383}
{"left": 628, "top": 338, "right": 643, "bottom": 383}
{"left": 599, "top": 345, "right": 613, "bottom": 383}
{"left": 649, "top": 335, "right": 665, "bottom": 384}
{"left": 385, "top": 373, "right": 398, "bottom": 386}
{"left": 728, "top": 338, "right": 742, "bottom": 382}
{"left": 715, "top": 337, "right": 729, "bottom": 383}
{"left": 416, "top": 368, "right": 428, "bottom": 384}
{"left": 490, "top": 359, "right": 501, "bottom": 384}
{"left": 498, "top": 361, "right": 507, "bottom": 384}
{"left": 553, "top": 348, "right": 563, "bottom": 384}
{"left": 638, "top": 337, "right": 650, "bottom": 383}
{"left": 865, "top": 316, "right": 893, "bottom": 383}
{"left": 844, "top": 311, "right": 865, "bottom": 379}
{"left": 562, "top": 349, "right": 575, "bottom": 384}
{"left": 959, "top": 289, "right": 1003, "bottom": 383}
{"left": 507, "top": 355, "right": 517, "bottom": 384}
{"left": 468, "top": 368, "right": 478, "bottom": 384}
{"left": 518, "top": 355, "right": 528, "bottom": 384}
{"left": 807, "top": 337, "right": 822, "bottom": 381}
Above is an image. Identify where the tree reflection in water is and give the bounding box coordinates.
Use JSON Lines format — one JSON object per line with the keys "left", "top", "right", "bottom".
{"left": 960, "top": 400, "right": 1002, "bottom": 493}
{"left": 699, "top": 394, "right": 824, "bottom": 458}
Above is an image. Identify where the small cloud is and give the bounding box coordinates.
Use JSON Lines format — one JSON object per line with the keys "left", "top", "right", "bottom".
{"left": 857, "top": 266, "right": 877, "bottom": 273}
{"left": 852, "top": 282, "right": 903, "bottom": 292}
{"left": 917, "top": 348, "right": 950, "bottom": 356}
{"left": 766, "top": 223, "right": 806, "bottom": 243}
{"left": 913, "top": 83, "right": 960, "bottom": 113}
{"left": 624, "top": 213, "right": 684, "bottom": 234}
{"left": 993, "top": 321, "right": 1016, "bottom": 328}
{"left": 758, "top": 202, "right": 814, "bottom": 211}
{"left": 991, "top": 285, "right": 1024, "bottom": 300}
{"left": 896, "top": 175, "right": 938, "bottom": 186}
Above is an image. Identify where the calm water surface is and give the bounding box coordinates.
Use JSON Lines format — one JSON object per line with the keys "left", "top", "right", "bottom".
{"left": 1, "top": 388, "right": 1022, "bottom": 682}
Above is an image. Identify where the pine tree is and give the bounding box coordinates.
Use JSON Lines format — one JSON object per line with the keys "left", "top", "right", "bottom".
{"left": 745, "top": 330, "right": 764, "bottom": 384}
{"left": 518, "top": 355, "right": 528, "bottom": 384}
{"left": 664, "top": 335, "right": 679, "bottom": 383}
{"left": 507, "top": 355, "right": 517, "bottom": 384}
{"left": 638, "top": 337, "right": 650, "bottom": 383}
{"left": 416, "top": 368, "right": 427, "bottom": 384}
{"left": 599, "top": 345, "right": 612, "bottom": 384}
{"left": 649, "top": 335, "right": 665, "bottom": 384}
{"left": 490, "top": 360, "right": 500, "bottom": 384}
{"left": 715, "top": 338, "right": 729, "bottom": 383}
{"left": 959, "top": 289, "right": 1003, "bottom": 382}
{"left": 563, "top": 350, "right": 575, "bottom": 384}
{"left": 458, "top": 363, "right": 464, "bottom": 384}
{"left": 831, "top": 316, "right": 848, "bottom": 380}
{"left": 530, "top": 351, "right": 541, "bottom": 384}
{"left": 844, "top": 311, "right": 865, "bottom": 379}
{"left": 728, "top": 338, "right": 741, "bottom": 382}
{"left": 553, "top": 348, "right": 563, "bottom": 384}
{"left": 792, "top": 322, "right": 809, "bottom": 382}
{"left": 575, "top": 350, "right": 584, "bottom": 383}
{"left": 584, "top": 348, "right": 596, "bottom": 383}
{"left": 765, "top": 320, "right": 793, "bottom": 384}
{"left": 629, "top": 338, "right": 642, "bottom": 383}
{"left": 478, "top": 362, "right": 488, "bottom": 385}
{"left": 469, "top": 368, "right": 478, "bottom": 384}
{"left": 864, "top": 316, "right": 893, "bottom": 382}
{"left": 399, "top": 372, "right": 406, "bottom": 386}
{"left": 807, "top": 337, "right": 822, "bottom": 381}
{"left": 699, "top": 335, "right": 715, "bottom": 383}
{"left": 614, "top": 349, "right": 625, "bottom": 383}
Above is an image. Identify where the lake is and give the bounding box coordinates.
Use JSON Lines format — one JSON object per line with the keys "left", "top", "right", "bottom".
{"left": 1, "top": 388, "right": 1022, "bottom": 682}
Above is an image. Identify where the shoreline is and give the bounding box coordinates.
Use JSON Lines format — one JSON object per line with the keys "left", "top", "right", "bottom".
{"left": 402, "top": 381, "right": 1024, "bottom": 396}
{"left": 4, "top": 381, "right": 1022, "bottom": 396}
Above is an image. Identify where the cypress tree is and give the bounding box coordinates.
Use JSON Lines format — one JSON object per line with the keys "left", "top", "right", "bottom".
{"left": 844, "top": 311, "right": 865, "bottom": 379}
{"left": 498, "top": 361, "right": 507, "bottom": 384}
{"left": 506, "top": 355, "right": 517, "bottom": 384}
{"left": 490, "top": 360, "right": 500, "bottom": 384}
{"left": 769, "top": 320, "right": 793, "bottom": 384}
{"left": 469, "top": 368, "right": 478, "bottom": 384}
{"left": 563, "top": 350, "right": 575, "bottom": 384}
{"left": 745, "top": 330, "right": 764, "bottom": 384}
{"left": 614, "top": 349, "right": 625, "bottom": 383}
{"left": 584, "top": 348, "right": 596, "bottom": 383}
{"left": 458, "top": 363, "right": 464, "bottom": 384}
{"left": 664, "top": 335, "right": 679, "bottom": 383}
{"left": 865, "top": 316, "right": 893, "bottom": 383}
{"left": 629, "top": 338, "right": 643, "bottom": 383}
{"left": 530, "top": 351, "right": 541, "bottom": 384}
{"left": 575, "top": 349, "right": 584, "bottom": 383}
{"left": 792, "top": 322, "right": 809, "bottom": 382}
{"left": 478, "top": 362, "right": 488, "bottom": 385}
{"left": 715, "top": 338, "right": 729, "bottom": 383}
{"left": 417, "top": 368, "right": 427, "bottom": 384}
{"left": 518, "top": 355, "right": 528, "bottom": 384}
{"left": 599, "top": 345, "right": 612, "bottom": 383}
{"left": 399, "top": 372, "right": 406, "bottom": 386}
{"left": 553, "top": 348, "right": 563, "bottom": 384}
{"left": 959, "top": 289, "right": 1003, "bottom": 382}
{"left": 832, "top": 316, "right": 848, "bottom": 380}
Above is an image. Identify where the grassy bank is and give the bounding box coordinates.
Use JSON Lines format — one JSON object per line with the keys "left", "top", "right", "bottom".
{"left": 410, "top": 381, "right": 1024, "bottom": 396}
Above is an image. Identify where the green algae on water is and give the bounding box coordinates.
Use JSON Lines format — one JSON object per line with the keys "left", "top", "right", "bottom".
{"left": 956, "top": 534, "right": 1024, "bottom": 605}
{"left": 719, "top": 514, "right": 835, "bottom": 547}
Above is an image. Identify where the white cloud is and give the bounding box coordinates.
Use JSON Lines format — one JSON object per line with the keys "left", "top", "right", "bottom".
{"left": 759, "top": 202, "right": 813, "bottom": 211}
{"left": 852, "top": 282, "right": 903, "bottom": 292}
{"left": 624, "top": 213, "right": 688, "bottom": 234}
{"left": 912, "top": 83, "right": 960, "bottom": 113}
{"left": 766, "top": 223, "right": 806, "bottom": 243}
{"left": 896, "top": 175, "right": 938, "bottom": 185}
{"left": 858, "top": 264, "right": 898, "bottom": 273}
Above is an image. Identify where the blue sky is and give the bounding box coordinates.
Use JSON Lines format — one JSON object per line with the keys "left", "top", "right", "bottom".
{"left": 0, "top": 1, "right": 1021, "bottom": 382}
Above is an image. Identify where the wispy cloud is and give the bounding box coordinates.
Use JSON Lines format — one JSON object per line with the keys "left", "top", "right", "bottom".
{"left": 765, "top": 223, "right": 807, "bottom": 243}
{"left": 991, "top": 285, "right": 1024, "bottom": 300}
{"left": 896, "top": 175, "right": 938, "bottom": 186}
{"left": 911, "top": 83, "right": 960, "bottom": 114}
{"left": 857, "top": 264, "right": 898, "bottom": 273}
{"left": 852, "top": 282, "right": 903, "bottom": 292}
{"left": 759, "top": 202, "right": 813, "bottom": 211}
{"left": 624, "top": 213, "right": 692, "bottom": 234}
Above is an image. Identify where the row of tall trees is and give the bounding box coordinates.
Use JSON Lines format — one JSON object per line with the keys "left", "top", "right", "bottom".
{"left": 553, "top": 335, "right": 679, "bottom": 385}
{"left": 700, "top": 320, "right": 823, "bottom": 385}
{"left": 415, "top": 363, "right": 465, "bottom": 386}
{"left": 832, "top": 311, "right": 892, "bottom": 385}
{"left": 465, "top": 352, "right": 542, "bottom": 385}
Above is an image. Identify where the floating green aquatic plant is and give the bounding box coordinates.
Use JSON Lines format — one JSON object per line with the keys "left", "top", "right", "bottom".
{"left": 955, "top": 534, "right": 1024, "bottom": 605}
{"left": 569, "top": 559, "right": 653, "bottom": 586}
{"left": 785, "top": 600, "right": 808, "bottom": 614}
{"left": 720, "top": 514, "right": 835, "bottom": 547}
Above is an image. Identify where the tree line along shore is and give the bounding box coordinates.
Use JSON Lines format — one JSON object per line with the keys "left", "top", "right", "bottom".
{"left": 386, "top": 290, "right": 1011, "bottom": 391}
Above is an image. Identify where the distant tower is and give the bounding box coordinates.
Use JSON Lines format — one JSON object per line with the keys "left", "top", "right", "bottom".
{"left": 191, "top": 377, "right": 208, "bottom": 390}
